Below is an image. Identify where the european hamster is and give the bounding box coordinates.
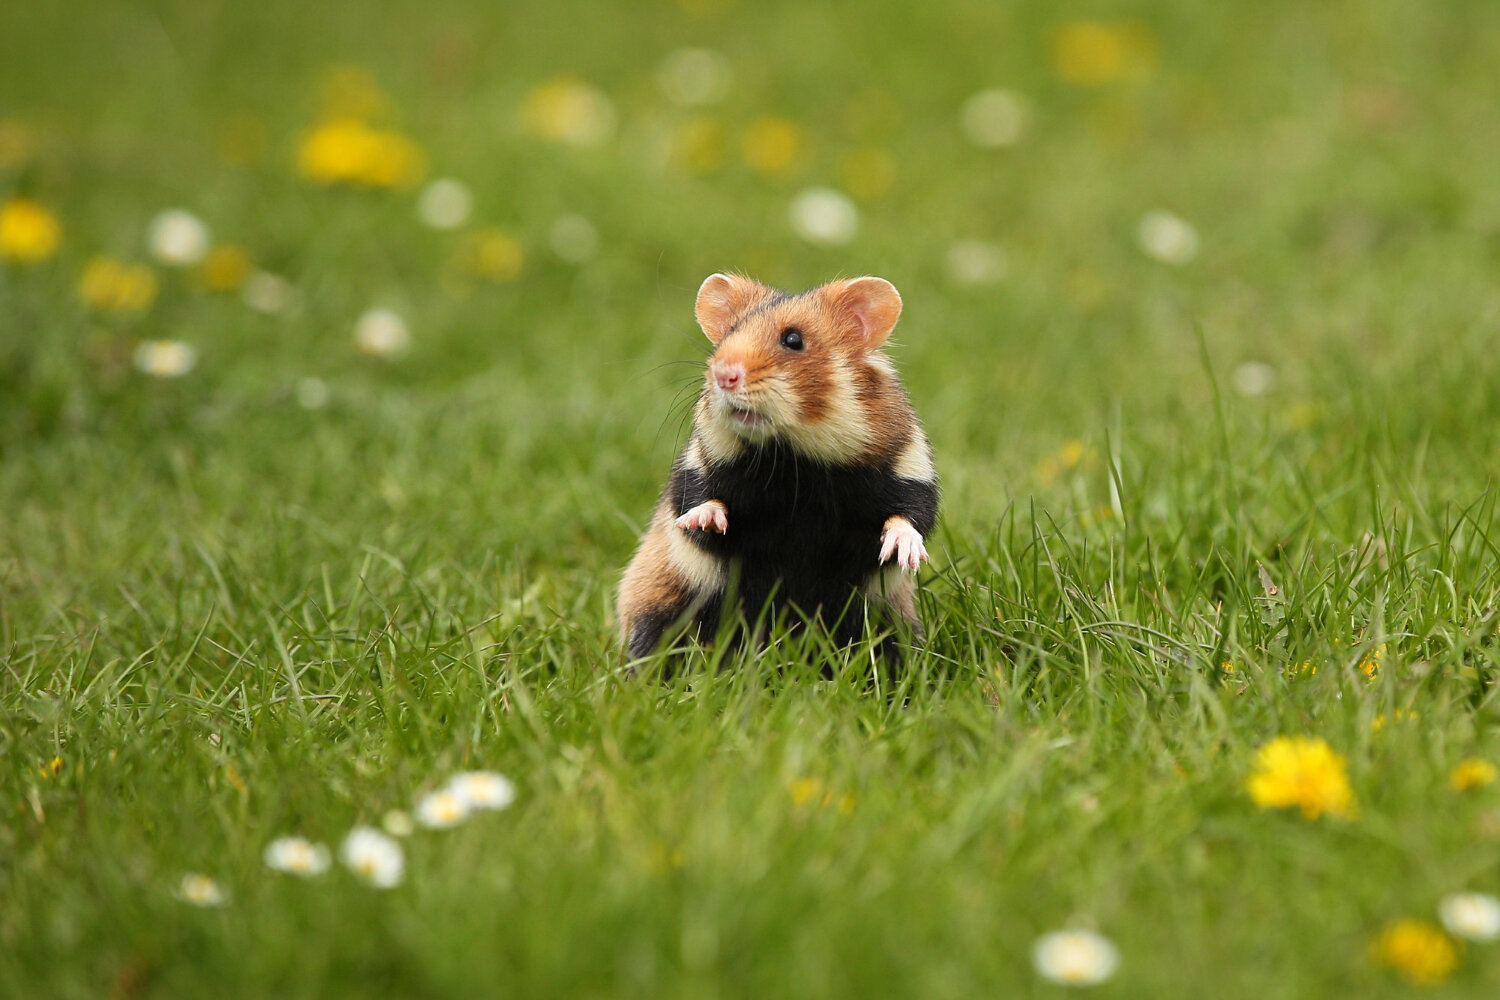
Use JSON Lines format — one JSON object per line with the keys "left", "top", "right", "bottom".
{"left": 617, "top": 272, "right": 939, "bottom": 661}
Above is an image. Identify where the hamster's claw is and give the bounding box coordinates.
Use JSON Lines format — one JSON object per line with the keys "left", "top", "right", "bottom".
{"left": 879, "top": 518, "right": 928, "bottom": 573}
{"left": 675, "top": 500, "right": 729, "bottom": 534}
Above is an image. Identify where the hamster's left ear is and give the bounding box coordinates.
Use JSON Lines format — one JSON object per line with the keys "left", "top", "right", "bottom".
{"left": 825, "top": 276, "right": 902, "bottom": 350}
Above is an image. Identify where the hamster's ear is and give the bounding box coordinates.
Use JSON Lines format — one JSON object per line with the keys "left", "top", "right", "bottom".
{"left": 826, "top": 276, "right": 902, "bottom": 350}
{"left": 695, "top": 273, "right": 766, "bottom": 345}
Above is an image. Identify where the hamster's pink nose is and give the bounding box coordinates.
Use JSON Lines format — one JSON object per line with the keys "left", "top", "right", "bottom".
{"left": 713, "top": 362, "right": 745, "bottom": 391}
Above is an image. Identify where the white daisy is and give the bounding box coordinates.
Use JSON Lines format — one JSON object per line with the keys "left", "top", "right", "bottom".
{"left": 147, "top": 209, "right": 211, "bottom": 266}
{"left": 340, "top": 826, "right": 404, "bottom": 888}
{"left": 133, "top": 339, "right": 197, "bottom": 378}
{"left": 960, "top": 89, "right": 1028, "bottom": 148}
{"left": 382, "top": 809, "right": 415, "bottom": 837}
{"left": 176, "top": 872, "right": 228, "bottom": 907}
{"left": 416, "top": 179, "right": 473, "bottom": 231}
{"left": 1032, "top": 928, "right": 1120, "bottom": 986}
{"left": 415, "top": 787, "right": 471, "bottom": 829}
{"left": 448, "top": 770, "right": 516, "bottom": 811}
{"left": 1439, "top": 892, "right": 1500, "bottom": 942}
{"left": 263, "top": 836, "right": 331, "bottom": 877}
{"left": 242, "top": 271, "right": 294, "bottom": 315}
{"left": 656, "top": 48, "right": 732, "bottom": 106}
{"left": 353, "top": 307, "right": 410, "bottom": 357}
{"left": 789, "top": 187, "right": 858, "bottom": 246}
{"left": 1136, "top": 210, "right": 1199, "bottom": 265}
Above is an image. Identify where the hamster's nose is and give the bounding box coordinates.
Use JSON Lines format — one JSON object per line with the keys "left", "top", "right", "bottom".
{"left": 713, "top": 362, "right": 745, "bottom": 391}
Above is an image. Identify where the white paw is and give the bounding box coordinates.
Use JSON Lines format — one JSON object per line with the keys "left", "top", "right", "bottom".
{"left": 675, "top": 500, "right": 729, "bottom": 535}
{"left": 879, "top": 518, "right": 928, "bottom": 573}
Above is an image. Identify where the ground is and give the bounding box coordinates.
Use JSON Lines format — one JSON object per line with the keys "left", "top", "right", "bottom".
{"left": 3, "top": 1, "right": 1500, "bottom": 997}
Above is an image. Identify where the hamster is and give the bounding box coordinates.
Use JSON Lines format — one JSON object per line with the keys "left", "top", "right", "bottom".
{"left": 616, "top": 272, "right": 939, "bottom": 662}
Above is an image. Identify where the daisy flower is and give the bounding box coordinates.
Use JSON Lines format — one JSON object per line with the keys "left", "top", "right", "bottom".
{"left": 1032, "top": 929, "right": 1120, "bottom": 986}
{"left": 340, "top": 826, "right": 404, "bottom": 888}
{"left": 176, "top": 873, "right": 228, "bottom": 907}
{"left": 415, "top": 787, "right": 471, "bottom": 829}
{"left": 448, "top": 771, "right": 516, "bottom": 811}
{"left": 263, "top": 836, "right": 331, "bottom": 877}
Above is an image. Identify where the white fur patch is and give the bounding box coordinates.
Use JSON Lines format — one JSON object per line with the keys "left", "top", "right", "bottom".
{"left": 891, "top": 431, "right": 936, "bottom": 482}
{"left": 865, "top": 352, "right": 898, "bottom": 379}
{"left": 694, "top": 394, "right": 746, "bottom": 466}
{"left": 662, "top": 508, "right": 728, "bottom": 594}
{"left": 781, "top": 357, "right": 874, "bottom": 464}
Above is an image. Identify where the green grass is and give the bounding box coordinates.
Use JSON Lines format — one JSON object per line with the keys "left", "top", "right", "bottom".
{"left": 5, "top": 0, "right": 1500, "bottom": 996}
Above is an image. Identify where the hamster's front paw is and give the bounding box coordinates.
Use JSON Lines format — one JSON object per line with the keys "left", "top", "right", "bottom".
{"left": 675, "top": 499, "right": 729, "bottom": 535}
{"left": 879, "top": 516, "right": 928, "bottom": 573}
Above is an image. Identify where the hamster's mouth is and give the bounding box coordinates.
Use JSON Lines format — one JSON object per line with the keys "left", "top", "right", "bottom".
{"left": 727, "top": 405, "right": 767, "bottom": 430}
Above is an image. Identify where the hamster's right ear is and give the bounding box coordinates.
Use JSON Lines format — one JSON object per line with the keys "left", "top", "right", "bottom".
{"left": 695, "top": 273, "right": 765, "bottom": 345}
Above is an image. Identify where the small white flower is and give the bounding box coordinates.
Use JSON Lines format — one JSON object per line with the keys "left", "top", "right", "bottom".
{"left": 448, "top": 770, "right": 516, "bottom": 811}
{"left": 176, "top": 873, "right": 228, "bottom": 907}
{"left": 415, "top": 787, "right": 471, "bottom": 829}
{"left": 133, "top": 339, "right": 197, "bottom": 378}
{"left": 382, "top": 809, "right": 415, "bottom": 837}
{"left": 960, "top": 89, "right": 1028, "bottom": 148}
{"left": 354, "top": 307, "right": 410, "bottom": 357}
{"left": 295, "top": 376, "right": 331, "bottom": 410}
{"left": 789, "top": 187, "right": 858, "bottom": 247}
{"left": 1136, "top": 210, "right": 1199, "bottom": 265}
{"left": 416, "top": 178, "right": 473, "bottom": 231}
{"left": 263, "top": 836, "right": 331, "bottom": 877}
{"left": 147, "top": 209, "right": 211, "bottom": 266}
{"left": 1439, "top": 892, "right": 1500, "bottom": 942}
{"left": 548, "top": 214, "right": 600, "bottom": 263}
{"left": 1231, "top": 361, "right": 1277, "bottom": 398}
{"left": 340, "top": 826, "right": 404, "bottom": 888}
{"left": 656, "top": 48, "right": 732, "bottom": 107}
{"left": 1032, "top": 929, "right": 1120, "bottom": 986}
{"left": 945, "top": 240, "right": 1009, "bottom": 286}
{"left": 242, "top": 271, "right": 294, "bottom": 314}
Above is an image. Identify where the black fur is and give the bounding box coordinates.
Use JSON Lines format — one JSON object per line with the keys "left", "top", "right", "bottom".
{"left": 668, "top": 440, "right": 938, "bottom": 647}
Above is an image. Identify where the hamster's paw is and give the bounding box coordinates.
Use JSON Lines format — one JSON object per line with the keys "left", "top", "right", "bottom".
{"left": 879, "top": 516, "right": 928, "bottom": 573}
{"left": 675, "top": 499, "right": 729, "bottom": 534}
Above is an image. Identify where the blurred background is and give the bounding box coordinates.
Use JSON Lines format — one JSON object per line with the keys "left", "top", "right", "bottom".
{"left": 2, "top": 0, "right": 1498, "bottom": 599}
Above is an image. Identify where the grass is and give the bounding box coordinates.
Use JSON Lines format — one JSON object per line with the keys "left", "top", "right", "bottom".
{"left": 4, "top": 0, "right": 1500, "bottom": 996}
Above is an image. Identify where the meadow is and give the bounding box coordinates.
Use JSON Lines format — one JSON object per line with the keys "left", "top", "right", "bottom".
{"left": 4, "top": 0, "right": 1500, "bottom": 996}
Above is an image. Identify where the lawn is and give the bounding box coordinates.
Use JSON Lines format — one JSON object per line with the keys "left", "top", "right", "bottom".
{"left": 4, "top": 1, "right": 1500, "bottom": 996}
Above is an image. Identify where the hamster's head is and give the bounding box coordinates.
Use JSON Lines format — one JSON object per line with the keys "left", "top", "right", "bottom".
{"left": 694, "top": 273, "right": 903, "bottom": 445}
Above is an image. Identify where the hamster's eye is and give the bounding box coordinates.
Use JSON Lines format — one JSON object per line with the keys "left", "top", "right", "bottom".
{"left": 780, "top": 327, "right": 804, "bottom": 351}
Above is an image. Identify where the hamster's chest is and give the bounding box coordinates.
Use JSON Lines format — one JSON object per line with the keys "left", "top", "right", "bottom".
{"left": 712, "top": 450, "right": 889, "bottom": 565}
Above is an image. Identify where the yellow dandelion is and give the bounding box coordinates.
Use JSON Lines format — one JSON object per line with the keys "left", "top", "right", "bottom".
{"left": 0, "top": 198, "right": 61, "bottom": 263}
{"left": 38, "top": 756, "right": 63, "bottom": 779}
{"left": 1372, "top": 919, "right": 1457, "bottom": 986}
{"left": 78, "top": 257, "right": 158, "bottom": 313}
{"left": 1247, "top": 735, "right": 1355, "bottom": 819}
{"left": 1052, "top": 20, "right": 1158, "bottom": 87}
{"left": 741, "top": 116, "right": 804, "bottom": 177}
{"left": 1451, "top": 758, "right": 1497, "bottom": 792}
{"left": 1371, "top": 709, "right": 1418, "bottom": 732}
{"left": 196, "top": 245, "right": 252, "bottom": 292}
{"left": 453, "top": 229, "right": 525, "bottom": 282}
{"left": 519, "top": 76, "right": 616, "bottom": 148}
{"left": 297, "top": 118, "right": 426, "bottom": 189}
{"left": 1358, "top": 644, "right": 1385, "bottom": 680}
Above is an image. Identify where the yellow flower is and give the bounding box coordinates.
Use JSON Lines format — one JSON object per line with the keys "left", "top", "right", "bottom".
{"left": 0, "top": 198, "right": 61, "bottom": 263}
{"left": 196, "top": 245, "right": 252, "bottom": 291}
{"left": 1451, "top": 758, "right": 1498, "bottom": 792}
{"left": 453, "top": 229, "right": 524, "bottom": 282}
{"left": 78, "top": 257, "right": 157, "bottom": 313}
{"left": 789, "top": 777, "right": 855, "bottom": 814}
{"left": 1052, "top": 20, "right": 1158, "bottom": 86}
{"left": 1036, "top": 439, "right": 1093, "bottom": 484}
{"left": 520, "top": 76, "right": 616, "bottom": 147}
{"left": 741, "top": 116, "right": 804, "bottom": 177}
{"left": 1247, "top": 736, "right": 1355, "bottom": 819}
{"left": 38, "top": 756, "right": 63, "bottom": 779}
{"left": 297, "top": 118, "right": 427, "bottom": 189}
{"left": 1371, "top": 709, "right": 1418, "bottom": 732}
{"left": 1372, "top": 919, "right": 1457, "bottom": 986}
